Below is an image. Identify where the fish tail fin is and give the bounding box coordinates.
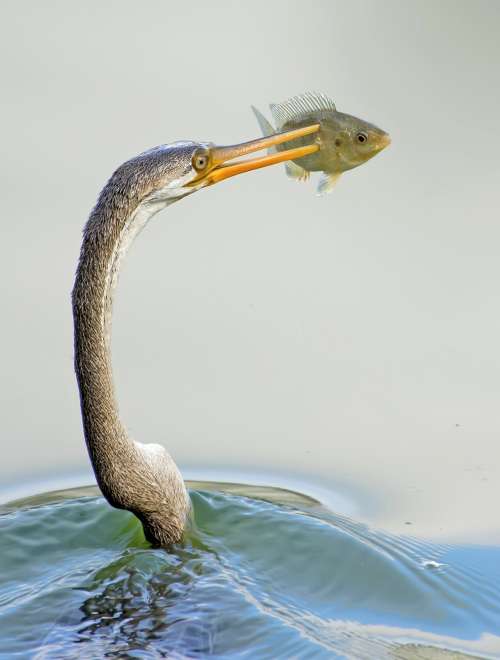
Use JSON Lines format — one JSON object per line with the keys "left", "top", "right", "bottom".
{"left": 251, "top": 105, "right": 277, "bottom": 154}
{"left": 317, "top": 172, "right": 342, "bottom": 195}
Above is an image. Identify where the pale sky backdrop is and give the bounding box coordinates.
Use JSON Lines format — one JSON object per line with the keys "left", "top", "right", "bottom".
{"left": 1, "top": 1, "right": 499, "bottom": 541}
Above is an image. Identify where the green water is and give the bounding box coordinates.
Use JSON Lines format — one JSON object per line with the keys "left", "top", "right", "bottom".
{"left": 0, "top": 484, "right": 499, "bottom": 659}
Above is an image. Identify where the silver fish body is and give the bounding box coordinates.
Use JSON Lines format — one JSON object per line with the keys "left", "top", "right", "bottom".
{"left": 252, "top": 92, "right": 390, "bottom": 194}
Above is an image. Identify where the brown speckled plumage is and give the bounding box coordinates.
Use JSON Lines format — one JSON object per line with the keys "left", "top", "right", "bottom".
{"left": 72, "top": 143, "right": 200, "bottom": 546}
{"left": 71, "top": 126, "right": 320, "bottom": 545}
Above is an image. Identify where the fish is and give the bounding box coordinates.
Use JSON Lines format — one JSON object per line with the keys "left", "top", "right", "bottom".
{"left": 251, "top": 92, "right": 390, "bottom": 195}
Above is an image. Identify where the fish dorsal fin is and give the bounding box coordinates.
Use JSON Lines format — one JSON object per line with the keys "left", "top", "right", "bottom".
{"left": 270, "top": 92, "right": 336, "bottom": 128}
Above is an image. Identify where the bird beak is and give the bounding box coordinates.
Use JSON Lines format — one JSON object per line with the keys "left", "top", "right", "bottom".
{"left": 193, "top": 124, "right": 320, "bottom": 187}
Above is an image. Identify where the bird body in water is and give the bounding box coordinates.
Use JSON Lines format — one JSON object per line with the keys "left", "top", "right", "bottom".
{"left": 72, "top": 126, "right": 320, "bottom": 546}
{"left": 252, "top": 92, "right": 390, "bottom": 194}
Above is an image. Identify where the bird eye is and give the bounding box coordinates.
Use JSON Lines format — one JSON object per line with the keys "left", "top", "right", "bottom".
{"left": 192, "top": 150, "right": 210, "bottom": 172}
{"left": 356, "top": 132, "right": 368, "bottom": 144}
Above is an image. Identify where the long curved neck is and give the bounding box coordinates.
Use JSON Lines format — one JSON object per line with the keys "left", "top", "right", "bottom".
{"left": 72, "top": 150, "right": 196, "bottom": 546}
{"left": 72, "top": 171, "right": 180, "bottom": 514}
{"left": 72, "top": 196, "right": 153, "bottom": 471}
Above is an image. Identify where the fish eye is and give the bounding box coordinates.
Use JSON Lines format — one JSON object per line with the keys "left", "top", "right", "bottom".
{"left": 192, "top": 149, "right": 210, "bottom": 172}
{"left": 356, "top": 132, "right": 368, "bottom": 144}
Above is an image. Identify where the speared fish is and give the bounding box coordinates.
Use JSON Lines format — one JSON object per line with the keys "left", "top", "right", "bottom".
{"left": 252, "top": 92, "right": 390, "bottom": 195}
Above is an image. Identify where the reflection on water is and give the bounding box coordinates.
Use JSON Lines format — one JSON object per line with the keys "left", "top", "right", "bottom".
{"left": 0, "top": 483, "right": 499, "bottom": 659}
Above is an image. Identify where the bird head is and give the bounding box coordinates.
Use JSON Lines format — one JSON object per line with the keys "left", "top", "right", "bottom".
{"left": 126, "top": 125, "right": 320, "bottom": 207}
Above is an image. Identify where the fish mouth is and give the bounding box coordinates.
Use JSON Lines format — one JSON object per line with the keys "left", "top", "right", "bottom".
{"left": 189, "top": 124, "right": 320, "bottom": 187}
{"left": 377, "top": 131, "right": 391, "bottom": 151}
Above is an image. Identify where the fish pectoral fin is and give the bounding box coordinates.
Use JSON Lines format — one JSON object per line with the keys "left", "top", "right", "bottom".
{"left": 285, "top": 161, "right": 310, "bottom": 181}
{"left": 317, "top": 172, "right": 342, "bottom": 195}
{"left": 251, "top": 105, "right": 277, "bottom": 154}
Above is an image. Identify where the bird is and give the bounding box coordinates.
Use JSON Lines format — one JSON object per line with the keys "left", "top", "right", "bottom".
{"left": 72, "top": 124, "right": 320, "bottom": 546}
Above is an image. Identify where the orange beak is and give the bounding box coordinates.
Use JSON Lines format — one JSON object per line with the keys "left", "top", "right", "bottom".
{"left": 194, "top": 124, "right": 320, "bottom": 186}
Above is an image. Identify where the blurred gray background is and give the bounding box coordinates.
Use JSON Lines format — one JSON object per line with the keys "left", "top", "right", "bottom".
{"left": 1, "top": 0, "right": 499, "bottom": 541}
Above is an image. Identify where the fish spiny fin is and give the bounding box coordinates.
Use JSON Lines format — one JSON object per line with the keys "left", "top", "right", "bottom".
{"left": 270, "top": 92, "right": 337, "bottom": 129}
{"left": 251, "top": 105, "right": 277, "bottom": 154}
{"left": 317, "top": 172, "right": 342, "bottom": 195}
{"left": 285, "top": 161, "right": 310, "bottom": 181}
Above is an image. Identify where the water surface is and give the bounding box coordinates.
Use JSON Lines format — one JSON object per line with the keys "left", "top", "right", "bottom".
{"left": 0, "top": 483, "right": 499, "bottom": 659}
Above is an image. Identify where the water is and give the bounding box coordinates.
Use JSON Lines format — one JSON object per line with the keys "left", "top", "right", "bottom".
{"left": 0, "top": 484, "right": 499, "bottom": 659}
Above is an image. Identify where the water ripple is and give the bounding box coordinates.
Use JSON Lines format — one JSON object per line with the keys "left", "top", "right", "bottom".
{"left": 0, "top": 484, "right": 499, "bottom": 659}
